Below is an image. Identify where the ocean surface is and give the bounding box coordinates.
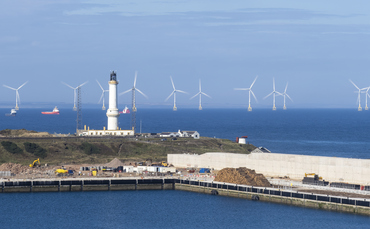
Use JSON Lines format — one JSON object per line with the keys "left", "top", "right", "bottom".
{"left": 1, "top": 108, "right": 370, "bottom": 228}
{"left": 1, "top": 108, "right": 369, "bottom": 158}
{"left": 1, "top": 190, "right": 370, "bottom": 229}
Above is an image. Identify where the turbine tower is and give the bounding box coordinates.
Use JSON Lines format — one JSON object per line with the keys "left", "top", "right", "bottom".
{"left": 3, "top": 81, "right": 28, "bottom": 110}
{"left": 264, "top": 78, "right": 282, "bottom": 111}
{"left": 282, "top": 83, "right": 293, "bottom": 110}
{"left": 349, "top": 79, "right": 367, "bottom": 111}
{"left": 96, "top": 80, "right": 109, "bottom": 110}
{"left": 119, "top": 71, "right": 148, "bottom": 132}
{"left": 190, "top": 79, "right": 211, "bottom": 110}
{"left": 364, "top": 87, "right": 370, "bottom": 111}
{"left": 234, "top": 76, "right": 258, "bottom": 111}
{"left": 106, "top": 71, "right": 120, "bottom": 130}
{"left": 165, "top": 76, "right": 187, "bottom": 111}
{"left": 62, "top": 81, "right": 88, "bottom": 111}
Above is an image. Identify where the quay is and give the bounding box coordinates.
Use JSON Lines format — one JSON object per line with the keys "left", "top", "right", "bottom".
{"left": 1, "top": 178, "right": 370, "bottom": 215}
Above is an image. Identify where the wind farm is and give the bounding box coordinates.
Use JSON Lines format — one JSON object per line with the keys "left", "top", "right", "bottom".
{"left": 96, "top": 80, "right": 108, "bottom": 110}
{"left": 190, "top": 79, "right": 211, "bottom": 110}
{"left": 349, "top": 79, "right": 368, "bottom": 111}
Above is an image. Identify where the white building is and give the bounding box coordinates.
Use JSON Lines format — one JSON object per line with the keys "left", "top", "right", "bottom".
{"left": 160, "top": 129, "right": 200, "bottom": 139}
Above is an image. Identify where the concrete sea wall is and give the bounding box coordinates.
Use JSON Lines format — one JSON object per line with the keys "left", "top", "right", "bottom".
{"left": 168, "top": 152, "right": 370, "bottom": 185}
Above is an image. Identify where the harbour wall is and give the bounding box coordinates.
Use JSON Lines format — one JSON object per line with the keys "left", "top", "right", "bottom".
{"left": 1, "top": 178, "right": 370, "bottom": 215}
{"left": 168, "top": 152, "right": 370, "bottom": 185}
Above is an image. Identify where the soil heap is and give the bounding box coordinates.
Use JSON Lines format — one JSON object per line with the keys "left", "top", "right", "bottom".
{"left": 214, "top": 167, "right": 271, "bottom": 187}
{"left": 105, "top": 158, "right": 125, "bottom": 167}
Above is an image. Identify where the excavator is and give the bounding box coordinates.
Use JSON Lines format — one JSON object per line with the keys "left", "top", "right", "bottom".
{"left": 29, "top": 158, "right": 41, "bottom": 168}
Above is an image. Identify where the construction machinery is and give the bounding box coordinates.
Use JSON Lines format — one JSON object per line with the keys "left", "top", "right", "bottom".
{"left": 55, "top": 169, "right": 74, "bottom": 176}
{"left": 29, "top": 158, "right": 40, "bottom": 168}
{"left": 161, "top": 161, "right": 168, "bottom": 167}
{"left": 304, "top": 173, "right": 322, "bottom": 180}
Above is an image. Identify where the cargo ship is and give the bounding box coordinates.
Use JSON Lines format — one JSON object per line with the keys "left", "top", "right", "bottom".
{"left": 5, "top": 109, "right": 16, "bottom": 116}
{"left": 119, "top": 106, "right": 130, "bottom": 114}
{"left": 41, "top": 106, "right": 60, "bottom": 115}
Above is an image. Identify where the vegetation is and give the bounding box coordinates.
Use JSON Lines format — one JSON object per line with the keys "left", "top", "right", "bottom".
{"left": 23, "top": 142, "right": 47, "bottom": 159}
{"left": 1, "top": 141, "right": 23, "bottom": 154}
{"left": 0, "top": 130, "right": 256, "bottom": 166}
{"left": 80, "top": 142, "right": 100, "bottom": 155}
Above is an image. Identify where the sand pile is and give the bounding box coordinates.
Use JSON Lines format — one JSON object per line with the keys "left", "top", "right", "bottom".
{"left": 105, "top": 158, "right": 125, "bottom": 167}
{"left": 214, "top": 167, "right": 271, "bottom": 187}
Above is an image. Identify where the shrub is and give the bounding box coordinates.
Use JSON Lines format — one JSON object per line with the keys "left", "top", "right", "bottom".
{"left": 1, "top": 141, "right": 23, "bottom": 154}
{"left": 23, "top": 142, "right": 47, "bottom": 158}
{"left": 80, "top": 142, "right": 100, "bottom": 155}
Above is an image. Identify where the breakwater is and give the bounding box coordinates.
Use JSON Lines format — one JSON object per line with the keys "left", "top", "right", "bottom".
{"left": 1, "top": 178, "right": 370, "bottom": 215}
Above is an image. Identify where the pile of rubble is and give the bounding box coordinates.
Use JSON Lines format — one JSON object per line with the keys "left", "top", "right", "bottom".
{"left": 214, "top": 167, "right": 271, "bottom": 187}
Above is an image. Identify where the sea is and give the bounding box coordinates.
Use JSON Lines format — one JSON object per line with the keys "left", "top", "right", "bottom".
{"left": 1, "top": 108, "right": 370, "bottom": 228}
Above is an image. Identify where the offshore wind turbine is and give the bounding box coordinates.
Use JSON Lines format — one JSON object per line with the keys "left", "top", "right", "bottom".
{"left": 119, "top": 71, "right": 148, "bottom": 112}
{"left": 364, "top": 87, "right": 370, "bottom": 111}
{"left": 3, "top": 81, "right": 28, "bottom": 110}
{"left": 190, "top": 79, "right": 211, "bottom": 110}
{"left": 263, "top": 78, "right": 282, "bottom": 111}
{"left": 62, "top": 81, "right": 88, "bottom": 111}
{"left": 234, "top": 76, "right": 258, "bottom": 111}
{"left": 165, "top": 76, "right": 187, "bottom": 111}
{"left": 96, "top": 80, "right": 108, "bottom": 110}
{"left": 349, "top": 79, "right": 367, "bottom": 111}
{"left": 282, "top": 83, "right": 293, "bottom": 110}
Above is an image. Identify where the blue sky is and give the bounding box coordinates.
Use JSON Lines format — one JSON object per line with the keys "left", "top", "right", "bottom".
{"left": 1, "top": 0, "right": 370, "bottom": 109}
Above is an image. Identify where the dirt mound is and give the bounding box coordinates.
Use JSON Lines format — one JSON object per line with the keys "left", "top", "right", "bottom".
{"left": 0, "top": 163, "right": 30, "bottom": 173}
{"left": 105, "top": 158, "right": 124, "bottom": 167}
{"left": 214, "top": 167, "right": 271, "bottom": 187}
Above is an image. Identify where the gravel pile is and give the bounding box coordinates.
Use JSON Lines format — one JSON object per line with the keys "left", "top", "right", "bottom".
{"left": 214, "top": 167, "right": 271, "bottom": 187}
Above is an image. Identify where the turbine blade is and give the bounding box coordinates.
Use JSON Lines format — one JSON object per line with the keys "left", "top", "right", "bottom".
{"left": 3, "top": 85, "right": 16, "bottom": 90}
{"left": 96, "top": 80, "right": 104, "bottom": 91}
{"left": 98, "top": 92, "right": 104, "bottom": 103}
{"left": 134, "top": 71, "right": 138, "bottom": 88}
{"left": 165, "top": 91, "right": 174, "bottom": 101}
{"left": 349, "top": 79, "right": 360, "bottom": 90}
{"left": 199, "top": 79, "right": 201, "bottom": 92}
{"left": 119, "top": 88, "right": 132, "bottom": 96}
{"left": 201, "top": 92, "right": 211, "bottom": 98}
{"left": 250, "top": 76, "right": 258, "bottom": 88}
{"left": 176, "top": 90, "right": 187, "bottom": 94}
{"left": 18, "top": 81, "right": 28, "bottom": 90}
{"left": 273, "top": 78, "right": 275, "bottom": 91}
{"left": 78, "top": 81, "right": 88, "bottom": 88}
{"left": 286, "top": 94, "right": 293, "bottom": 102}
{"left": 250, "top": 90, "right": 258, "bottom": 102}
{"left": 170, "top": 76, "right": 175, "bottom": 90}
{"left": 62, "top": 82, "right": 75, "bottom": 89}
{"left": 136, "top": 88, "right": 148, "bottom": 99}
{"left": 263, "top": 91, "right": 273, "bottom": 100}
{"left": 284, "top": 82, "right": 288, "bottom": 93}
{"left": 190, "top": 92, "right": 200, "bottom": 100}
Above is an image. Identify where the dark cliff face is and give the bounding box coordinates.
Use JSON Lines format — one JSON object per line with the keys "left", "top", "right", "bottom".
{"left": 0, "top": 130, "right": 255, "bottom": 165}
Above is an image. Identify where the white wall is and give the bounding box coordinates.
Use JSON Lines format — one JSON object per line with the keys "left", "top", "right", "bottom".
{"left": 168, "top": 152, "right": 370, "bottom": 185}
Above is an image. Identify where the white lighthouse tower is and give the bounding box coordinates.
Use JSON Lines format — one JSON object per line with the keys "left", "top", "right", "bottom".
{"left": 106, "top": 71, "right": 120, "bottom": 130}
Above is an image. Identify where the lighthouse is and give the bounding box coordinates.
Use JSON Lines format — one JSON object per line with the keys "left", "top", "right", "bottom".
{"left": 106, "top": 71, "right": 120, "bottom": 130}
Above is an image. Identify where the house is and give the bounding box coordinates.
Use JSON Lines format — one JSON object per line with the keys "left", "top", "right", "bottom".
{"left": 160, "top": 129, "right": 200, "bottom": 139}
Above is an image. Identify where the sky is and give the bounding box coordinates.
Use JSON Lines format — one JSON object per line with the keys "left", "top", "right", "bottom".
{"left": 1, "top": 0, "right": 370, "bottom": 109}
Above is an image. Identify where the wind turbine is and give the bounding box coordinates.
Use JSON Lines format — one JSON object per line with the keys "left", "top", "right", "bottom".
{"left": 364, "top": 87, "right": 370, "bottom": 111}
{"left": 3, "top": 81, "right": 28, "bottom": 110}
{"left": 282, "top": 83, "right": 293, "bottom": 110}
{"left": 234, "top": 76, "right": 258, "bottom": 111}
{"left": 349, "top": 79, "right": 367, "bottom": 111}
{"left": 119, "top": 71, "right": 148, "bottom": 112}
{"left": 165, "top": 76, "right": 187, "bottom": 111}
{"left": 190, "top": 79, "right": 211, "bottom": 110}
{"left": 62, "top": 81, "right": 88, "bottom": 111}
{"left": 264, "top": 78, "right": 282, "bottom": 111}
{"left": 96, "top": 80, "right": 108, "bottom": 110}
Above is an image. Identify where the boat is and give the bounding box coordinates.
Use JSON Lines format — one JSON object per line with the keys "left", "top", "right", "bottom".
{"left": 41, "top": 106, "right": 60, "bottom": 115}
{"left": 5, "top": 109, "right": 16, "bottom": 116}
{"left": 119, "top": 106, "right": 130, "bottom": 114}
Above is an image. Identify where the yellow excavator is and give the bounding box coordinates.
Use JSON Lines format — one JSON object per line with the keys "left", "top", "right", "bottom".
{"left": 305, "top": 173, "right": 322, "bottom": 180}
{"left": 29, "top": 158, "right": 40, "bottom": 168}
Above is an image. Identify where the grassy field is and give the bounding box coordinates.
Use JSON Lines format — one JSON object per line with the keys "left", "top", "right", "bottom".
{"left": 0, "top": 130, "right": 256, "bottom": 165}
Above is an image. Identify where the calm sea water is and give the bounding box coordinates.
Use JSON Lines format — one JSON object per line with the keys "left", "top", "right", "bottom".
{"left": 1, "top": 108, "right": 370, "bottom": 226}
{"left": 1, "top": 108, "right": 369, "bottom": 158}
{"left": 1, "top": 190, "right": 370, "bottom": 229}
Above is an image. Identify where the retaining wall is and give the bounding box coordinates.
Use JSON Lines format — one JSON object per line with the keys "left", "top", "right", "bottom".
{"left": 168, "top": 152, "right": 370, "bottom": 185}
